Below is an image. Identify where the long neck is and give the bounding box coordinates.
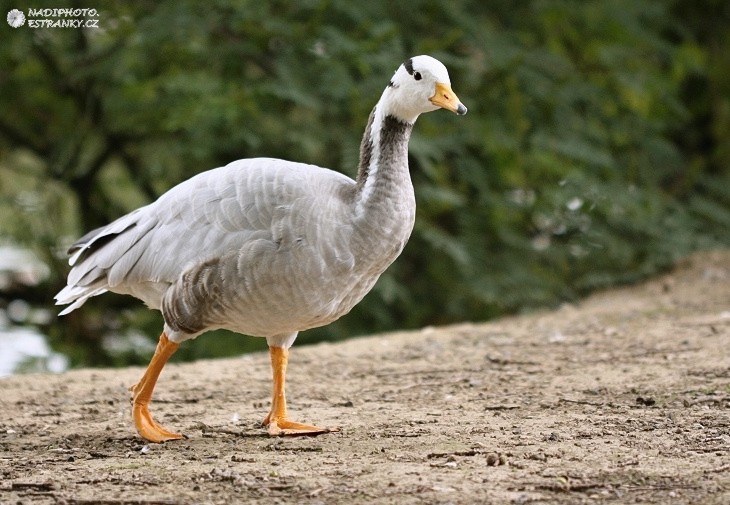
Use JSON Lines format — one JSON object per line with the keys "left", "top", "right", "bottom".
{"left": 354, "top": 104, "right": 414, "bottom": 216}
{"left": 349, "top": 102, "right": 417, "bottom": 268}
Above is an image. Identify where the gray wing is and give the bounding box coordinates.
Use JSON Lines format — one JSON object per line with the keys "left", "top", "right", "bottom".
{"left": 55, "top": 157, "right": 354, "bottom": 314}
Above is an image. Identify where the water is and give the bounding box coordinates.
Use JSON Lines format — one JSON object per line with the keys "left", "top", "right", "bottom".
{"left": 0, "top": 243, "right": 68, "bottom": 377}
{"left": 0, "top": 324, "right": 69, "bottom": 377}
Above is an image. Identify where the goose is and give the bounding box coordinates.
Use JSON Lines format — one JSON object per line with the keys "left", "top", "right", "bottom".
{"left": 55, "top": 55, "right": 467, "bottom": 442}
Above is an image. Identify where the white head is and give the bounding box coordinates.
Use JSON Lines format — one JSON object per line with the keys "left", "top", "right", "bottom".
{"left": 380, "top": 55, "right": 468, "bottom": 123}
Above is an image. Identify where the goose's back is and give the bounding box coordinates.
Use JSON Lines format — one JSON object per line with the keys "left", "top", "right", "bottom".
{"left": 60, "top": 158, "right": 368, "bottom": 337}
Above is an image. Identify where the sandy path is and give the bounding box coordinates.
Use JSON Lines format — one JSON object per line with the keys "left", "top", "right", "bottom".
{"left": 1, "top": 251, "right": 729, "bottom": 504}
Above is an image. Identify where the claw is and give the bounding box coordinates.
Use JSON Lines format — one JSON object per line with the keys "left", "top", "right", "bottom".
{"left": 132, "top": 401, "right": 183, "bottom": 443}
{"left": 263, "top": 413, "right": 338, "bottom": 436}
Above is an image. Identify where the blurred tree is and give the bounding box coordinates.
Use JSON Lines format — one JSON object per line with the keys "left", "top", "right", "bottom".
{"left": 0, "top": 0, "right": 728, "bottom": 368}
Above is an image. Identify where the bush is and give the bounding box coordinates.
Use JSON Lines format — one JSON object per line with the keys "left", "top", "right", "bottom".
{"left": 0, "top": 0, "right": 728, "bottom": 366}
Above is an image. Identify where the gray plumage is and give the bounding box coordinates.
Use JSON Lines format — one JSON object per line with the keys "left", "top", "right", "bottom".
{"left": 56, "top": 55, "right": 466, "bottom": 347}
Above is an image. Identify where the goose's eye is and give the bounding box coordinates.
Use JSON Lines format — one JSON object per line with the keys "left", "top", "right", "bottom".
{"left": 414, "top": 72, "right": 422, "bottom": 81}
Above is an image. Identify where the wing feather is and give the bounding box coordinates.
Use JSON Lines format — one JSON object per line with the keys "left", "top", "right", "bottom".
{"left": 56, "top": 157, "right": 355, "bottom": 314}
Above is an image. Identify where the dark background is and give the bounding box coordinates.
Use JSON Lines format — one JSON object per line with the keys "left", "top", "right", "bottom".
{"left": 1, "top": 0, "right": 728, "bottom": 369}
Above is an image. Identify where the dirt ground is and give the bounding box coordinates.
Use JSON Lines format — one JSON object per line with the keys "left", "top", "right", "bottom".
{"left": 1, "top": 250, "right": 729, "bottom": 505}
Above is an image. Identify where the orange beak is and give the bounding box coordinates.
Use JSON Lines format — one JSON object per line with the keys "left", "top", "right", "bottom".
{"left": 430, "top": 82, "right": 468, "bottom": 115}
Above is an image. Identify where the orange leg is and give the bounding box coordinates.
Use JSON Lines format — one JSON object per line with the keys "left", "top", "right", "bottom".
{"left": 129, "top": 332, "right": 183, "bottom": 443}
{"left": 262, "top": 346, "right": 338, "bottom": 436}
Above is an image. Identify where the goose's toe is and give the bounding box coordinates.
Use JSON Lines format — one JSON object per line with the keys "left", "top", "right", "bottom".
{"left": 132, "top": 402, "right": 184, "bottom": 443}
{"left": 264, "top": 416, "right": 339, "bottom": 437}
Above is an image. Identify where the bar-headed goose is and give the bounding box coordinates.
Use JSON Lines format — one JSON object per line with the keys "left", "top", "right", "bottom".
{"left": 56, "top": 55, "right": 467, "bottom": 442}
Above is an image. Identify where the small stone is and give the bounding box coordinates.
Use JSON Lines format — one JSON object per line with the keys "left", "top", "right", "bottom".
{"left": 486, "top": 453, "right": 499, "bottom": 466}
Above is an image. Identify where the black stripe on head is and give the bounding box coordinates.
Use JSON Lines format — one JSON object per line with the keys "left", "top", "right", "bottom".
{"left": 404, "top": 58, "right": 414, "bottom": 75}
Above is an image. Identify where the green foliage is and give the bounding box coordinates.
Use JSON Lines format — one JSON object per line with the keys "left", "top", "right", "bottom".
{"left": 0, "top": 0, "right": 728, "bottom": 366}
